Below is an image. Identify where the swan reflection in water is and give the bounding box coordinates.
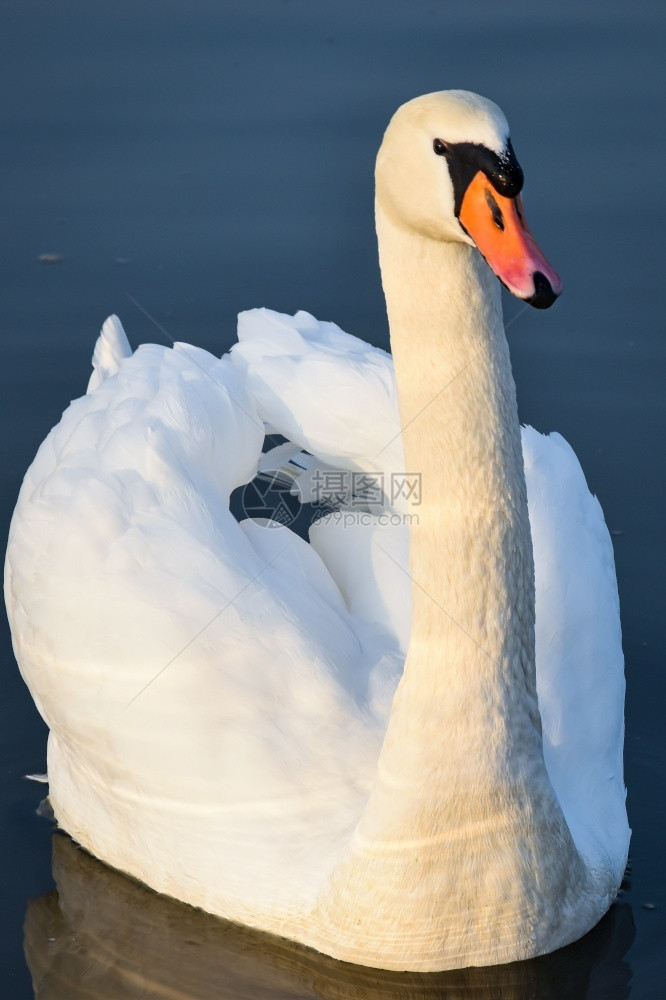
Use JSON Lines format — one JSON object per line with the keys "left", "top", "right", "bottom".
{"left": 26, "top": 833, "right": 634, "bottom": 1000}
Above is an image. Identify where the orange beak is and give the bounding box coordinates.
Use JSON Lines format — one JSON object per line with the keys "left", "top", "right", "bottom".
{"left": 459, "top": 171, "right": 562, "bottom": 308}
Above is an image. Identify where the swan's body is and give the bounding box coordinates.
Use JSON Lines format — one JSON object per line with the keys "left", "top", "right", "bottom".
{"left": 5, "top": 91, "right": 628, "bottom": 971}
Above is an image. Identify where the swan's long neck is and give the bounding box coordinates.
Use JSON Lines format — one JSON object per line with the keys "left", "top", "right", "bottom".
{"left": 311, "top": 207, "right": 588, "bottom": 970}
{"left": 354, "top": 204, "right": 546, "bottom": 835}
{"left": 377, "top": 206, "right": 542, "bottom": 772}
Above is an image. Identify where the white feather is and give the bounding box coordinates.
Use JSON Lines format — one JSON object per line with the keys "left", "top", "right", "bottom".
{"left": 5, "top": 90, "right": 628, "bottom": 972}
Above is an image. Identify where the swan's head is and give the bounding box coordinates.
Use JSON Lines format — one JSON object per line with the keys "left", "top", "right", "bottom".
{"left": 376, "top": 90, "right": 562, "bottom": 308}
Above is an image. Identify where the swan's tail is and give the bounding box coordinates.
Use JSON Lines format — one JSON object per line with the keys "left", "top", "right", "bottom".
{"left": 87, "top": 315, "right": 132, "bottom": 393}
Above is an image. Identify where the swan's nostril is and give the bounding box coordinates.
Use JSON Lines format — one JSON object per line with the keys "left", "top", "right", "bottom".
{"left": 485, "top": 189, "right": 505, "bottom": 231}
{"left": 526, "top": 271, "right": 559, "bottom": 309}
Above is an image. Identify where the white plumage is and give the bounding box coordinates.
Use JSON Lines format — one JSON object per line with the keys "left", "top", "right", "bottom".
{"left": 4, "top": 90, "right": 628, "bottom": 971}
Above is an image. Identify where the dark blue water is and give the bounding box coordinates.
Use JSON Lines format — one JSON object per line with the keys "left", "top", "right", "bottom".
{"left": 2, "top": 1, "right": 664, "bottom": 995}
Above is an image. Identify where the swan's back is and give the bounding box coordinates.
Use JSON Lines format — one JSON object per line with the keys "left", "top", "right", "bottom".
{"left": 5, "top": 307, "right": 628, "bottom": 960}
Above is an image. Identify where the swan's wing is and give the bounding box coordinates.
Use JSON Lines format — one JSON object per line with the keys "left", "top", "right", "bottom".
{"left": 231, "top": 308, "right": 405, "bottom": 482}
{"left": 7, "top": 316, "right": 398, "bottom": 737}
{"left": 5, "top": 317, "right": 405, "bottom": 912}
{"left": 523, "top": 426, "right": 630, "bottom": 883}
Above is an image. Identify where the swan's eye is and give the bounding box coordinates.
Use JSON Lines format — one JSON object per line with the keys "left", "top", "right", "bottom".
{"left": 433, "top": 139, "right": 448, "bottom": 156}
{"left": 485, "top": 189, "right": 505, "bottom": 231}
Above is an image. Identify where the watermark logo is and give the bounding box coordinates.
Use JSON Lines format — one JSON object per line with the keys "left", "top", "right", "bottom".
{"left": 239, "top": 472, "right": 302, "bottom": 528}
{"left": 239, "top": 467, "right": 422, "bottom": 529}
{"left": 313, "top": 510, "right": 420, "bottom": 529}
{"left": 306, "top": 470, "right": 422, "bottom": 509}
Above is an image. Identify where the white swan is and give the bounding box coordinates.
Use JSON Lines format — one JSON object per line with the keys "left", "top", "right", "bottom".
{"left": 4, "top": 90, "right": 629, "bottom": 972}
